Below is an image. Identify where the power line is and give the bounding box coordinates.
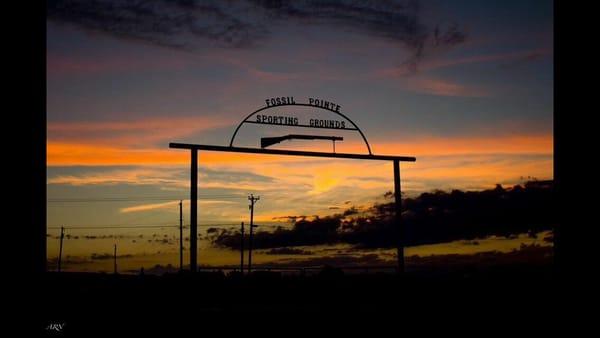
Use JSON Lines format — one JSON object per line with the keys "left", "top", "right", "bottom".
{"left": 48, "top": 225, "right": 179, "bottom": 230}
{"left": 47, "top": 223, "right": 283, "bottom": 229}
{"left": 47, "top": 195, "right": 246, "bottom": 203}
{"left": 48, "top": 221, "right": 178, "bottom": 228}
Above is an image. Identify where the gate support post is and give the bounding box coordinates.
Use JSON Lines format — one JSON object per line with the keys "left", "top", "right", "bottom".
{"left": 393, "top": 159, "right": 404, "bottom": 274}
{"left": 169, "top": 142, "right": 416, "bottom": 273}
{"left": 190, "top": 149, "right": 198, "bottom": 272}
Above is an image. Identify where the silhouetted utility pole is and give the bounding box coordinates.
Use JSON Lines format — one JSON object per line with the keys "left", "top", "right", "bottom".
{"left": 57, "top": 226, "right": 64, "bottom": 272}
{"left": 248, "top": 194, "right": 260, "bottom": 274}
{"left": 240, "top": 221, "right": 244, "bottom": 274}
{"left": 113, "top": 244, "right": 117, "bottom": 274}
{"left": 179, "top": 200, "right": 183, "bottom": 272}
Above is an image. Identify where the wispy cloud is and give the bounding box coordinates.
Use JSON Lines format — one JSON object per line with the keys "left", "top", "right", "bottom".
{"left": 48, "top": 116, "right": 236, "bottom": 146}
{"left": 370, "top": 48, "right": 551, "bottom": 96}
{"left": 47, "top": 0, "right": 466, "bottom": 70}
{"left": 47, "top": 166, "right": 184, "bottom": 186}
{"left": 119, "top": 199, "right": 237, "bottom": 213}
{"left": 400, "top": 76, "right": 489, "bottom": 97}
{"left": 47, "top": 165, "right": 277, "bottom": 190}
{"left": 376, "top": 48, "right": 552, "bottom": 78}
{"left": 47, "top": 51, "right": 193, "bottom": 77}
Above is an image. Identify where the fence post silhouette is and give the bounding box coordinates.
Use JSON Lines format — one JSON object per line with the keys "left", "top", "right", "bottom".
{"left": 113, "top": 244, "right": 117, "bottom": 274}
{"left": 240, "top": 222, "right": 244, "bottom": 275}
{"left": 179, "top": 200, "right": 183, "bottom": 272}
{"left": 58, "top": 226, "right": 64, "bottom": 272}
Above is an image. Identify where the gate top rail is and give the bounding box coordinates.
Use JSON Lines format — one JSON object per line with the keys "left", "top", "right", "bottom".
{"left": 169, "top": 143, "right": 416, "bottom": 162}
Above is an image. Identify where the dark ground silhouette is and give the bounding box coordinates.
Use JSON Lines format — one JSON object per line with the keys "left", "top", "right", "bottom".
{"left": 32, "top": 181, "right": 557, "bottom": 334}
{"left": 32, "top": 251, "right": 556, "bottom": 335}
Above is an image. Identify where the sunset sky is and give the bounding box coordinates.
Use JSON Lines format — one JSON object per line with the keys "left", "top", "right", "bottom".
{"left": 46, "top": 0, "right": 553, "bottom": 272}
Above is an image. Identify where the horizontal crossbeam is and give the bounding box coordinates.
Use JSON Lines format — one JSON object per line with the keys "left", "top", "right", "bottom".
{"left": 169, "top": 143, "right": 416, "bottom": 162}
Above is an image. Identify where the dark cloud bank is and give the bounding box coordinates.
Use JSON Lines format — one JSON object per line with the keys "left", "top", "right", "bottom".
{"left": 47, "top": 0, "right": 466, "bottom": 70}
{"left": 208, "top": 180, "right": 554, "bottom": 250}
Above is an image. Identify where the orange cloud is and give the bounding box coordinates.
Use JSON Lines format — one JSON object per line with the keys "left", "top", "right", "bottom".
{"left": 46, "top": 142, "right": 312, "bottom": 166}
{"left": 371, "top": 134, "right": 553, "bottom": 156}
{"left": 47, "top": 134, "right": 552, "bottom": 166}
{"left": 256, "top": 134, "right": 553, "bottom": 157}
{"left": 47, "top": 142, "right": 187, "bottom": 166}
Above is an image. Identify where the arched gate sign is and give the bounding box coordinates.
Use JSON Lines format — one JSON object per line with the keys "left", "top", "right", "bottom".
{"left": 229, "top": 97, "right": 373, "bottom": 154}
{"left": 169, "top": 97, "right": 415, "bottom": 273}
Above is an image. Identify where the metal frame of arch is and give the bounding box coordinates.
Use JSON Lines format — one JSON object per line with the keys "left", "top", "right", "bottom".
{"left": 169, "top": 143, "right": 415, "bottom": 274}
{"left": 171, "top": 100, "right": 415, "bottom": 274}
{"left": 228, "top": 103, "right": 373, "bottom": 155}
